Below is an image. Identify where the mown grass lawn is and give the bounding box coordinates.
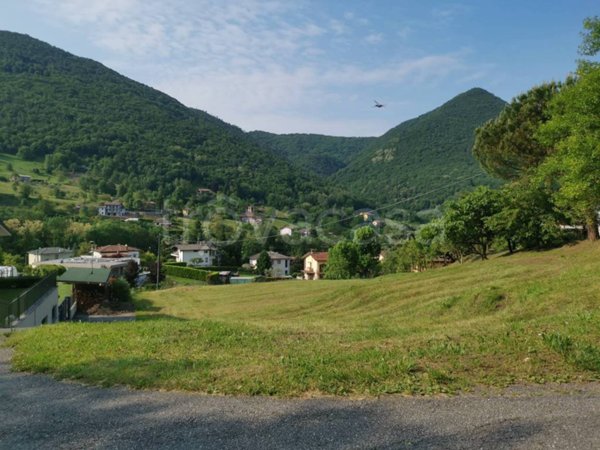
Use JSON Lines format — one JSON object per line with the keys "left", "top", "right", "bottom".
{"left": 6, "top": 242, "right": 600, "bottom": 396}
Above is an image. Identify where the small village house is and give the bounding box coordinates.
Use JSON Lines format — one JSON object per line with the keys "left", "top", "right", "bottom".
{"left": 249, "top": 251, "right": 293, "bottom": 277}
{"left": 98, "top": 201, "right": 126, "bottom": 217}
{"left": 241, "top": 205, "right": 262, "bottom": 225}
{"left": 172, "top": 242, "right": 218, "bottom": 266}
{"left": 302, "top": 251, "right": 328, "bottom": 280}
{"left": 279, "top": 226, "right": 293, "bottom": 237}
{"left": 57, "top": 267, "right": 113, "bottom": 312}
{"left": 28, "top": 247, "right": 74, "bottom": 265}
{"left": 92, "top": 245, "right": 140, "bottom": 260}
{"left": 12, "top": 174, "right": 31, "bottom": 183}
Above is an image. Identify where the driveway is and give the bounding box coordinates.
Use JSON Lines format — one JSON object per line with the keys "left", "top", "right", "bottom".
{"left": 1, "top": 346, "right": 599, "bottom": 449}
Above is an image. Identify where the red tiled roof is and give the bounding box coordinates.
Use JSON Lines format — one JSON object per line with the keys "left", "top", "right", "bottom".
{"left": 303, "top": 251, "right": 328, "bottom": 262}
{"left": 95, "top": 245, "right": 139, "bottom": 254}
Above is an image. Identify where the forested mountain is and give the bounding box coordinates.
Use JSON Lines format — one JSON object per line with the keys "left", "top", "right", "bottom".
{"left": 248, "top": 131, "right": 374, "bottom": 177}
{"left": 333, "top": 88, "right": 506, "bottom": 211}
{"left": 0, "top": 31, "right": 356, "bottom": 210}
{"left": 0, "top": 31, "right": 507, "bottom": 215}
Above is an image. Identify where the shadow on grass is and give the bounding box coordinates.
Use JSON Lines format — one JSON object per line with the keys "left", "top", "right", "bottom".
{"left": 133, "top": 298, "right": 162, "bottom": 312}
{"left": 134, "top": 313, "right": 189, "bottom": 322}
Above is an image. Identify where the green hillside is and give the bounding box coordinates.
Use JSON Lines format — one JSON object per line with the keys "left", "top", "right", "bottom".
{"left": 0, "top": 31, "right": 353, "bottom": 210}
{"left": 333, "top": 88, "right": 506, "bottom": 211}
{"left": 248, "top": 131, "right": 375, "bottom": 177}
{"left": 8, "top": 241, "right": 600, "bottom": 396}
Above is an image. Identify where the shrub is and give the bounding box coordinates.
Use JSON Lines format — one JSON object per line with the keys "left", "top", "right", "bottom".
{"left": 109, "top": 277, "right": 132, "bottom": 302}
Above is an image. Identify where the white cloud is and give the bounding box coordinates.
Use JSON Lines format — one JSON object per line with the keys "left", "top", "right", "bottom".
{"left": 34, "top": 0, "right": 138, "bottom": 25}
{"left": 431, "top": 4, "right": 470, "bottom": 23}
{"left": 365, "top": 33, "right": 383, "bottom": 45}
{"left": 28, "top": 0, "right": 485, "bottom": 135}
{"left": 397, "top": 26, "right": 411, "bottom": 39}
{"left": 148, "top": 51, "right": 469, "bottom": 136}
{"left": 329, "top": 19, "right": 346, "bottom": 35}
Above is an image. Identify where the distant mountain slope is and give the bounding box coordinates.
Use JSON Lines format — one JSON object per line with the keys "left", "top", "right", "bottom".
{"left": 248, "top": 131, "right": 375, "bottom": 177}
{"left": 0, "top": 31, "right": 355, "bottom": 210}
{"left": 333, "top": 88, "right": 506, "bottom": 211}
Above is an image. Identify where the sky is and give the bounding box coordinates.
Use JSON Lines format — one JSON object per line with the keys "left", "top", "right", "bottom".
{"left": 1, "top": 1, "right": 597, "bottom": 136}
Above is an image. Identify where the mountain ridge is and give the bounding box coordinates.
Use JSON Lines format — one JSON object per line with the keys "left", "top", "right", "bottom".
{"left": 0, "top": 30, "right": 357, "bottom": 211}
{"left": 332, "top": 87, "right": 506, "bottom": 211}
{"left": 0, "top": 30, "right": 505, "bottom": 214}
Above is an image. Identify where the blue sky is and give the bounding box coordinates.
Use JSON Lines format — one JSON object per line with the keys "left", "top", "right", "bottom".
{"left": 1, "top": 1, "right": 596, "bottom": 136}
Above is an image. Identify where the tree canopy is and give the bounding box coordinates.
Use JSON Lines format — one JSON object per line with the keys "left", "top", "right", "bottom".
{"left": 473, "top": 83, "right": 561, "bottom": 180}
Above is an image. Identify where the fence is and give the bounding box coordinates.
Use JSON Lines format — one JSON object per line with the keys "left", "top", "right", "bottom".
{"left": 0, "top": 275, "right": 56, "bottom": 327}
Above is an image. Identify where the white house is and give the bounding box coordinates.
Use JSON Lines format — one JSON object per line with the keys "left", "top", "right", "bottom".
{"left": 279, "top": 226, "right": 293, "bottom": 237}
{"left": 28, "top": 247, "right": 74, "bottom": 265}
{"left": 302, "top": 251, "right": 329, "bottom": 280}
{"left": 249, "top": 251, "right": 294, "bottom": 277}
{"left": 171, "top": 242, "right": 218, "bottom": 266}
{"left": 98, "top": 201, "right": 126, "bottom": 217}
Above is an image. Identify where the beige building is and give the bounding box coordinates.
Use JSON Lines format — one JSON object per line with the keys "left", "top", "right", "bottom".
{"left": 28, "top": 247, "right": 74, "bottom": 265}
{"left": 302, "top": 251, "right": 328, "bottom": 280}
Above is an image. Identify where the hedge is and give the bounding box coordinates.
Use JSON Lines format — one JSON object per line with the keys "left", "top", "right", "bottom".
{"left": 163, "top": 265, "right": 220, "bottom": 284}
{"left": 194, "top": 266, "right": 239, "bottom": 272}
{"left": 164, "top": 262, "right": 187, "bottom": 267}
{"left": 0, "top": 276, "right": 42, "bottom": 289}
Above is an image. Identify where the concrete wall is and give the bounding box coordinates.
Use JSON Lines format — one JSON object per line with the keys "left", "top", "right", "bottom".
{"left": 15, "top": 287, "right": 59, "bottom": 328}
{"left": 28, "top": 250, "right": 74, "bottom": 265}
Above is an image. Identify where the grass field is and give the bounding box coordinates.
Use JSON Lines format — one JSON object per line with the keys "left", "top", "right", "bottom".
{"left": 0, "top": 153, "right": 85, "bottom": 207}
{"left": 6, "top": 241, "right": 600, "bottom": 396}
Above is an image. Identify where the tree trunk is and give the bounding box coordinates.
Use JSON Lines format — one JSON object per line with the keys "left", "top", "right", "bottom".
{"left": 506, "top": 238, "right": 514, "bottom": 254}
{"left": 586, "top": 214, "right": 599, "bottom": 241}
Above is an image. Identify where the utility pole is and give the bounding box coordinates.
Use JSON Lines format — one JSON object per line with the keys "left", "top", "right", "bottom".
{"left": 89, "top": 241, "right": 95, "bottom": 274}
{"left": 156, "top": 234, "right": 160, "bottom": 290}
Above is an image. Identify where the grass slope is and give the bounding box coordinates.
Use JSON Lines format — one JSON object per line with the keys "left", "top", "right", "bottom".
{"left": 7, "top": 242, "right": 600, "bottom": 396}
{"left": 0, "top": 153, "right": 84, "bottom": 208}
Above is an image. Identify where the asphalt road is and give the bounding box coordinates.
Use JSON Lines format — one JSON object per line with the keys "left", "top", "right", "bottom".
{"left": 1, "top": 346, "right": 599, "bottom": 450}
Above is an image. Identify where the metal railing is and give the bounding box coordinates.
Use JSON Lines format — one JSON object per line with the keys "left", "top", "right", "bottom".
{"left": 1, "top": 275, "right": 56, "bottom": 327}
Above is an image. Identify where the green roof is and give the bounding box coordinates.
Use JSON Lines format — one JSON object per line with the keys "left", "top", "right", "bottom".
{"left": 58, "top": 267, "right": 112, "bottom": 284}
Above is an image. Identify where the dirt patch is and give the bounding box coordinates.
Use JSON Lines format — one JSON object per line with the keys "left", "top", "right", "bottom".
{"left": 85, "top": 301, "right": 135, "bottom": 315}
